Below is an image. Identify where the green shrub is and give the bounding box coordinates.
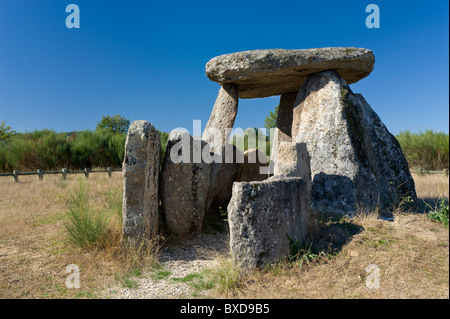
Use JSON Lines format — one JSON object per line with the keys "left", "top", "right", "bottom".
{"left": 35, "top": 131, "right": 71, "bottom": 169}
{"left": 0, "top": 128, "right": 172, "bottom": 173}
{"left": 70, "top": 129, "right": 125, "bottom": 169}
{"left": 396, "top": 130, "right": 449, "bottom": 171}
{"left": 427, "top": 198, "right": 449, "bottom": 227}
{"left": 0, "top": 129, "right": 127, "bottom": 172}
{"left": 2, "top": 134, "right": 36, "bottom": 170}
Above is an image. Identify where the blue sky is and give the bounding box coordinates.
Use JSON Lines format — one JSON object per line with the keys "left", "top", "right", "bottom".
{"left": 0, "top": 0, "right": 448, "bottom": 135}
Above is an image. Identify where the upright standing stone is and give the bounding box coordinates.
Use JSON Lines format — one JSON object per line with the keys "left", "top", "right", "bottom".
{"left": 292, "top": 70, "right": 416, "bottom": 215}
{"left": 228, "top": 177, "right": 310, "bottom": 271}
{"left": 236, "top": 148, "right": 269, "bottom": 182}
{"left": 205, "top": 148, "right": 239, "bottom": 216}
{"left": 202, "top": 84, "right": 239, "bottom": 153}
{"left": 160, "top": 131, "right": 210, "bottom": 237}
{"left": 274, "top": 142, "right": 312, "bottom": 197}
{"left": 122, "top": 120, "right": 161, "bottom": 242}
{"left": 202, "top": 84, "right": 239, "bottom": 216}
{"left": 270, "top": 92, "right": 297, "bottom": 172}
{"left": 275, "top": 92, "right": 297, "bottom": 142}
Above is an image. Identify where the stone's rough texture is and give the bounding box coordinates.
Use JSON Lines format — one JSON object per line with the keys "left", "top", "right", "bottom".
{"left": 204, "top": 145, "right": 239, "bottom": 216}
{"left": 160, "top": 131, "right": 210, "bottom": 237}
{"left": 202, "top": 84, "right": 239, "bottom": 153}
{"left": 228, "top": 177, "right": 310, "bottom": 270}
{"left": 270, "top": 92, "right": 297, "bottom": 169}
{"left": 292, "top": 70, "right": 416, "bottom": 215}
{"left": 274, "top": 142, "right": 312, "bottom": 198}
{"left": 236, "top": 148, "right": 269, "bottom": 182}
{"left": 122, "top": 120, "right": 161, "bottom": 241}
{"left": 202, "top": 84, "right": 239, "bottom": 216}
{"left": 349, "top": 93, "right": 417, "bottom": 208}
{"left": 275, "top": 92, "right": 297, "bottom": 142}
{"left": 206, "top": 47, "right": 375, "bottom": 98}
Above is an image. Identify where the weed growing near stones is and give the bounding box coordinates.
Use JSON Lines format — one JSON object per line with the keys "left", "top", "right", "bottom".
{"left": 427, "top": 198, "right": 449, "bottom": 227}
{"left": 177, "top": 257, "right": 242, "bottom": 296}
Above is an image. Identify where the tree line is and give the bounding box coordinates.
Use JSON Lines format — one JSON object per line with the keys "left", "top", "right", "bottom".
{"left": 396, "top": 130, "right": 449, "bottom": 171}
{"left": 0, "top": 115, "right": 170, "bottom": 173}
{"left": 1, "top": 110, "right": 448, "bottom": 173}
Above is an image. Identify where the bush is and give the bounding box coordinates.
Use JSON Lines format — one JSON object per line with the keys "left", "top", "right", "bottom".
{"left": 427, "top": 198, "right": 449, "bottom": 227}
{"left": 396, "top": 130, "right": 449, "bottom": 171}
{"left": 0, "top": 129, "right": 126, "bottom": 172}
{"left": 0, "top": 128, "right": 170, "bottom": 173}
{"left": 70, "top": 130, "right": 125, "bottom": 169}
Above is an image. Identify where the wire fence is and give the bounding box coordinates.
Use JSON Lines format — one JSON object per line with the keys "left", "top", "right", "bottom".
{"left": 0, "top": 167, "right": 122, "bottom": 182}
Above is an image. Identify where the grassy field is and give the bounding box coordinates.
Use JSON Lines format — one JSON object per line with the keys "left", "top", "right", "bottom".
{"left": 0, "top": 173, "right": 157, "bottom": 298}
{"left": 0, "top": 172, "right": 448, "bottom": 299}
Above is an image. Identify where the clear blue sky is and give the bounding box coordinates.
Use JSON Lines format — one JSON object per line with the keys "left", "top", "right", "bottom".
{"left": 0, "top": 0, "right": 448, "bottom": 135}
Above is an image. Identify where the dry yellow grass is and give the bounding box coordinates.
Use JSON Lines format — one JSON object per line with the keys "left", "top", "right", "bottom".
{"left": 0, "top": 172, "right": 448, "bottom": 299}
{"left": 411, "top": 172, "right": 449, "bottom": 200}
{"left": 215, "top": 174, "right": 449, "bottom": 299}
{"left": 224, "top": 212, "right": 449, "bottom": 299}
{"left": 207, "top": 174, "right": 449, "bottom": 299}
{"left": 0, "top": 173, "right": 157, "bottom": 299}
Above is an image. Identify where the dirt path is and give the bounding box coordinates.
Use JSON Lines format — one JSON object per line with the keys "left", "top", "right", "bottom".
{"left": 103, "top": 233, "right": 229, "bottom": 299}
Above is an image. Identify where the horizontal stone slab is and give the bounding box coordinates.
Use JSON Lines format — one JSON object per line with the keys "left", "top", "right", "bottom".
{"left": 205, "top": 47, "right": 374, "bottom": 99}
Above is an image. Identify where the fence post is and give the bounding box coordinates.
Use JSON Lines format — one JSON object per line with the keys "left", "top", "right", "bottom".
{"left": 13, "top": 170, "right": 19, "bottom": 183}
{"left": 444, "top": 169, "right": 449, "bottom": 177}
{"left": 62, "top": 168, "right": 68, "bottom": 180}
{"left": 107, "top": 167, "right": 112, "bottom": 178}
{"left": 37, "top": 169, "right": 43, "bottom": 181}
{"left": 84, "top": 168, "right": 89, "bottom": 178}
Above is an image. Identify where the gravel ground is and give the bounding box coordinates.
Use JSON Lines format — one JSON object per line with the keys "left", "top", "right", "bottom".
{"left": 103, "top": 233, "right": 229, "bottom": 299}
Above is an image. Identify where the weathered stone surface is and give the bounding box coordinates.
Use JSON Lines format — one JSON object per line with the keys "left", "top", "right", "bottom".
{"left": 204, "top": 145, "right": 239, "bottom": 216}
{"left": 274, "top": 142, "right": 312, "bottom": 197}
{"left": 160, "top": 131, "right": 210, "bottom": 237}
{"left": 236, "top": 148, "right": 269, "bottom": 182}
{"left": 228, "top": 177, "right": 310, "bottom": 270}
{"left": 122, "top": 120, "right": 161, "bottom": 242}
{"left": 202, "top": 84, "right": 239, "bottom": 216}
{"left": 206, "top": 47, "right": 374, "bottom": 98}
{"left": 292, "top": 70, "right": 416, "bottom": 215}
{"left": 202, "top": 84, "right": 239, "bottom": 153}
{"left": 270, "top": 92, "right": 296, "bottom": 171}
{"left": 275, "top": 92, "right": 297, "bottom": 142}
